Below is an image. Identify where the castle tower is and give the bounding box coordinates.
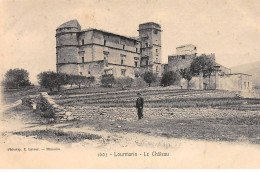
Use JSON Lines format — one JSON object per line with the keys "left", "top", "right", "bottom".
{"left": 56, "top": 20, "right": 81, "bottom": 75}
{"left": 138, "top": 22, "right": 162, "bottom": 76}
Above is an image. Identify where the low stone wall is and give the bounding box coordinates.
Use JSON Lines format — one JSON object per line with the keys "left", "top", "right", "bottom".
{"left": 36, "top": 92, "right": 74, "bottom": 121}
{"left": 21, "top": 92, "right": 74, "bottom": 122}
{"left": 21, "top": 95, "right": 36, "bottom": 108}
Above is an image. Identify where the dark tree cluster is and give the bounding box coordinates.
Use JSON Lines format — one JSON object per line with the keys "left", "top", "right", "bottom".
{"left": 161, "top": 71, "right": 179, "bottom": 87}
{"left": 3, "top": 68, "right": 31, "bottom": 89}
{"left": 101, "top": 74, "right": 116, "bottom": 87}
{"left": 143, "top": 71, "right": 157, "bottom": 87}
{"left": 37, "top": 72, "right": 95, "bottom": 93}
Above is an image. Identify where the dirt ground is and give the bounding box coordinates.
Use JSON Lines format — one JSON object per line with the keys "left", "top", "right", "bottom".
{"left": 1, "top": 100, "right": 260, "bottom": 168}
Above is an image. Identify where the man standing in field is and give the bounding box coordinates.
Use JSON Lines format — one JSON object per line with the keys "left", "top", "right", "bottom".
{"left": 136, "top": 93, "right": 144, "bottom": 120}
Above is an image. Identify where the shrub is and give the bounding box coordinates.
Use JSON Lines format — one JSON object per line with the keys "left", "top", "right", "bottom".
{"left": 101, "top": 74, "right": 116, "bottom": 87}
{"left": 133, "top": 78, "right": 147, "bottom": 88}
{"left": 86, "top": 76, "right": 95, "bottom": 87}
{"left": 161, "top": 71, "right": 180, "bottom": 87}
{"left": 178, "top": 68, "right": 193, "bottom": 89}
{"left": 116, "top": 77, "right": 134, "bottom": 90}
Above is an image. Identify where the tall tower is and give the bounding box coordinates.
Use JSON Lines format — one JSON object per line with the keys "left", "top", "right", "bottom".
{"left": 138, "top": 22, "right": 162, "bottom": 76}
{"left": 56, "top": 20, "right": 81, "bottom": 75}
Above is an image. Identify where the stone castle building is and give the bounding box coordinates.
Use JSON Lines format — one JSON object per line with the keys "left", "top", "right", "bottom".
{"left": 56, "top": 20, "right": 252, "bottom": 92}
{"left": 56, "top": 20, "right": 162, "bottom": 80}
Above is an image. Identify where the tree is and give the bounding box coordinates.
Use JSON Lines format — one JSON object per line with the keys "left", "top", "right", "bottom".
{"left": 160, "top": 71, "right": 179, "bottom": 87}
{"left": 86, "top": 76, "right": 95, "bottom": 87}
{"left": 55, "top": 73, "right": 69, "bottom": 91}
{"left": 101, "top": 74, "right": 116, "bottom": 87}
{"left": 116, "top": 77, "right": 134, "bottom": 90}
{"left": 74, "top": 75, "right": 87, "bottom": 88}
{"left": 3, "top": 68, "right": 31, "bottom": 89}
{"left": 38, "top": 72, "right": 70, "bottom": 93}
{"left": 178, "top": 68, "right": 193, "bottom": 89}
{"left": 68, "top": 74, "right": 76, "bottom": 87}
{"left": 143, "top": 71, "right": 156, "bottom": 87}
{"left": 190, "top": 54, "right": 215, "bottom": 77}
{"left": 37, "top": 71, "right": 57, "bottom": 93}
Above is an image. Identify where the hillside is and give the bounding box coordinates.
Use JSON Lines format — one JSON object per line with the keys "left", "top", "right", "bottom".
{"left": 231, "top": 61, "right": 260, "bottom": 88}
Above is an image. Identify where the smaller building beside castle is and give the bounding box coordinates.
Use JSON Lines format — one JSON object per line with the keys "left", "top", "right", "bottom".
{"left": 166, "top": 44, "right": 252, "bottom": 92}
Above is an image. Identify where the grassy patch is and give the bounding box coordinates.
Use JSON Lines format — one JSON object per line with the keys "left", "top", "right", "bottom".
{"left": 13, "top": 129, "right": 102, "bottom": 143}
{"left": 2, "top": 86, "right": 46, "bottom": 104}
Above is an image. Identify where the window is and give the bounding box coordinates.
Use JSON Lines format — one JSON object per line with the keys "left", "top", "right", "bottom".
{"left": 88, "top": 71, "right": 91, "bottom": 74}
{"left": 248, "top": 82, "right": 250, "bottom": 87}
{"left": 82, "top": 39, "right": 84, "bottom": 45}
{"left": 121, "top": 69, "right": 126, "bottom": 76}
{"left": 156, "top": 49, "right": 159, "bottom": 56}
{"left": 135, "top": 61, "right": 138, "bottom": 67}
{"left": 104, "top": 40, "right": 106, "bottom": 46}
{"left": 156, "top": 58, "right": 158, "bottom": 63}
{"left": 182, "top": 55, "right": 185, "bottom": 59}
{"left": 93, "top": 65, "right": 100, "bottom": 71}
{"left": 146, "top": 60, "right": 148, "bottom": 66}
{"left": 121, "top": 54, "right": 126, "bottom": 65}
{"left": 82, "top": 57, "right": 84, "bottom": 63}
{"left": 145, "top": 43, "right": 148, "bottom": 47}
{"left": 105, "top": 69, "right": 113, "bottom": 75}
{"left": 156, "top": 66, "right": 159, "bottom": 72}
{"left": 123, "top": 45, "right": 125, "bottom": 50}
{"left": 103, "top": 51, "right": 109, "bottom": 60}
{"left": 244, "top": 82, "right": 246, "bottom": 88}
{"left": 194, "top": 47, "right": 197, "bottom": 50}
{"left": 136, "top": 48, "right": 138, "bottom": 53}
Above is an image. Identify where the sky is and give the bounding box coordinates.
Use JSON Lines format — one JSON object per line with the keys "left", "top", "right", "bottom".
{"left": 0, "top": 0, "right": 260, "bottom": 84}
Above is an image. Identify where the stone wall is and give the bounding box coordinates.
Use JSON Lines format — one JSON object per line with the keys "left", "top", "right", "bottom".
{"left": 57, "top": 64, "right": 79, "bottom": 75}
{"left": 168, "top": 54, "right": 196, "bottom": 72}
{"left": 36, "top": 92, "right": 74, "bottom": 122}
{"left": 217, "top": 74, "right": 253, "bottom": 92}
{"left": 180, "top": 75, "right": 203, "bottom": 90}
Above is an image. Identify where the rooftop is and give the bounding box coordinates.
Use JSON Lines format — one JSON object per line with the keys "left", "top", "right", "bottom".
{"left": 56, "top": 19, "right": 81, "bottom": 30}
{"left": 139, "top": 22, "right": 161, "bottom": 27}
{"left": 226, "top": 73, "right": 252, "bottom": 76}
{"left": 81, "top": 28, "right": 140, "bottom": 42}
{"left": 176, "top": 44, "right": 196, "bottom": 49}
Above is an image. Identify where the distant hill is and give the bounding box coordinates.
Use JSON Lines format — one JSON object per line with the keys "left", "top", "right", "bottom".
{"left": 231, "top": 61, "right": 260, "bottom": 88}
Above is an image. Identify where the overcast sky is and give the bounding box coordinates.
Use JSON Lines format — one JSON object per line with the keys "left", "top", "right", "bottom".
{"left": 0, "top": 0, "right": 260, "bottom": 83}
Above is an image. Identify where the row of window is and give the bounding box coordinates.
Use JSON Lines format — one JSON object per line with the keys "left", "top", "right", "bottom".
{"left": 104, "top": 69, "right": 126, "bottom": 76}
{"left": 81, "top": 39, "right": 139, "bottom": 53}
{"left": 81, "top": 55, "right": 139, "bottom": 67}
{"left": 80, "top": 66, "right": 159, "bottom": 76}
{"left": 140, "top": 49, "right": 159, "bottom": 56}
{"left": 81, "top": 56, "right": 158, "bottom": 64}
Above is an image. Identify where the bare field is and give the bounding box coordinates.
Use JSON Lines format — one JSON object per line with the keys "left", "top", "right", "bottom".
{"left": 51, "top": 87, "right": 260, "bottom": 144}
{"left": 1, "top": 86, "right": 260, "bottom": 146}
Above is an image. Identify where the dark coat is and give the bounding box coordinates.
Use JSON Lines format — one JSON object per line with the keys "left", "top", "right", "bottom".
{"left": 136, "top": 97, "right": 144, "bottom": 108}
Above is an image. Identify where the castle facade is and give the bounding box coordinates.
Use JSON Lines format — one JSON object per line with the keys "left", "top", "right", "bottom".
{"left": 56, "top": 20, "right": 162, "bottom": 80}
